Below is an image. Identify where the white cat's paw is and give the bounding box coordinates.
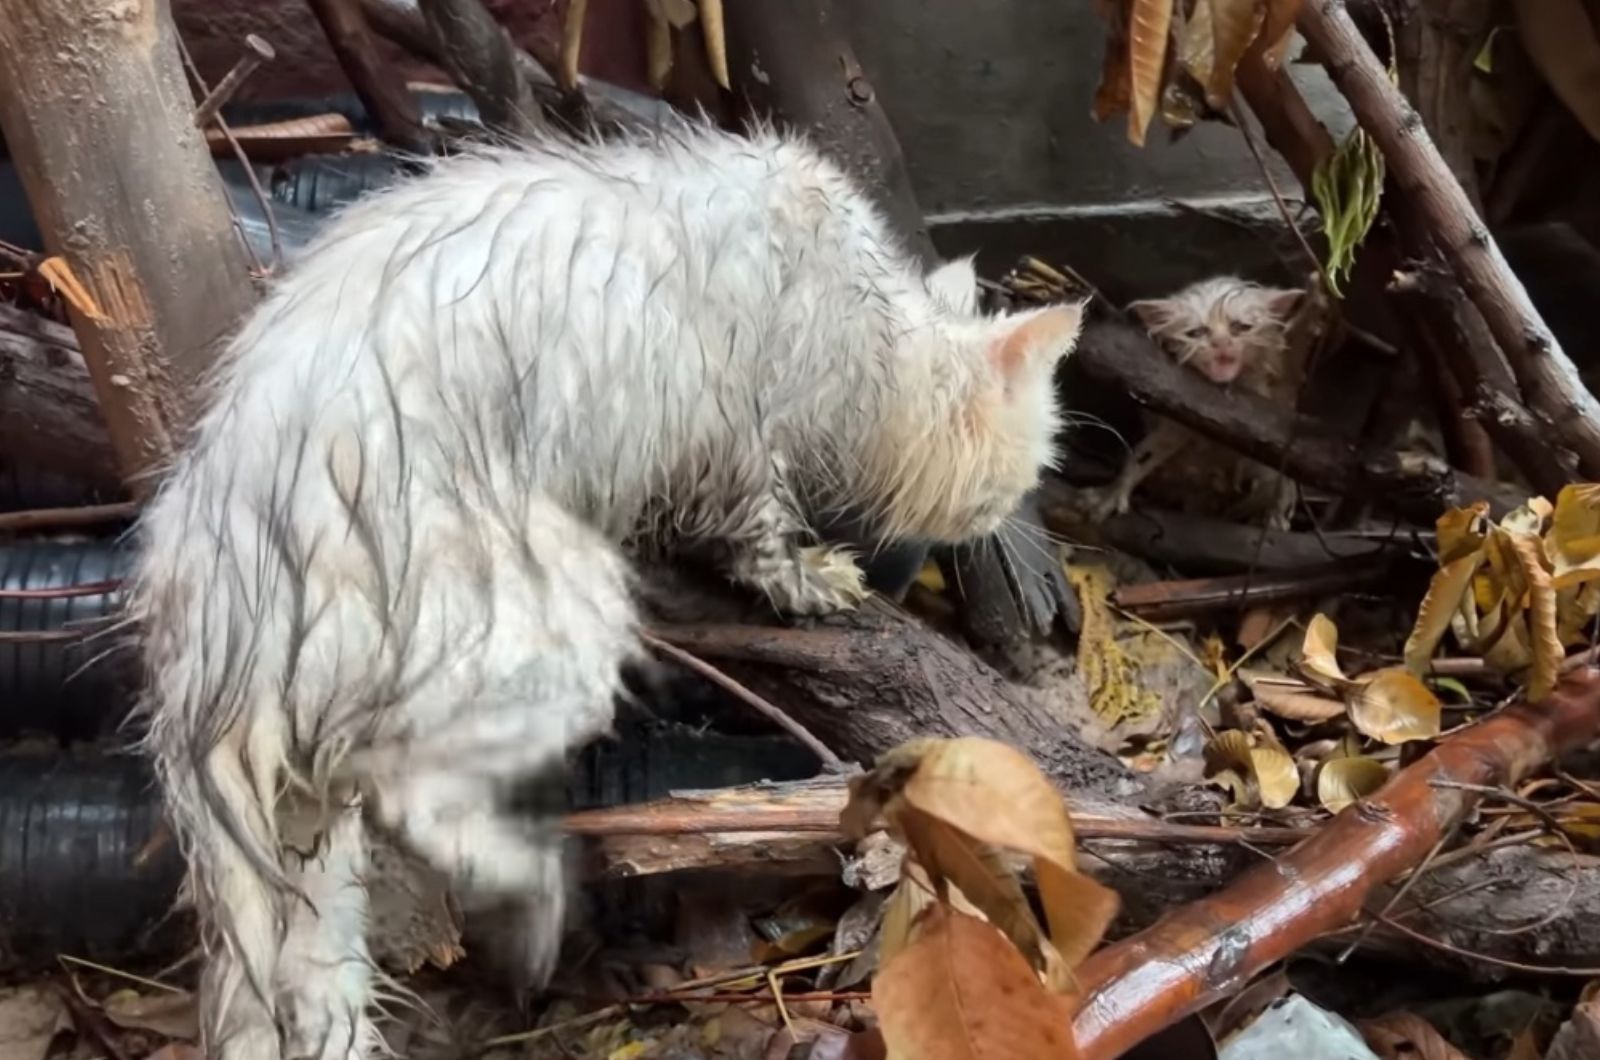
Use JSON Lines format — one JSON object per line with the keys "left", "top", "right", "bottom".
{"left": 756, "top": 546, "right": 868, "bottom": 617}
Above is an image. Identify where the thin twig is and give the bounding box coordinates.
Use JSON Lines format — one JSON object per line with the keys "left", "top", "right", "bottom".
{"left": 1228, "top": 97, "right": 1336, "bottom": 299}
{"left": 1366, "top": 909, "right": 1600, "bottom": 976}
{"left": 639, "top": 629, "right": 846, "bottom": 772}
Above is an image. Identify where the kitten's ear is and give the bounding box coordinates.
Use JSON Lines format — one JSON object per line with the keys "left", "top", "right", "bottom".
{"left": 1265, "top": 287, "right": 1307, "bottom": 319}
{"left": 988, "top": 301, "right": 1085, "bottom": 382}
{"left": 1127, "top": 298, "right": 1175, "bottom": 332}
{"left": 927, "top": 255, "right": 979, "bottom": 314}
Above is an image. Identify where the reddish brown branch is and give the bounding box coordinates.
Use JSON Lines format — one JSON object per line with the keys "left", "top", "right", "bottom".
{"left": 1070, "top": 667, "right": 1600, "bottom": 1060}
{"left": 1296, "top": 0, "right": 1600, "bottom": 478}
{"left": 1109, "top": 558, "right": 1395, "bottom": 622}
{"left": 0, "top": 502, "right": 137, "bottom": 534}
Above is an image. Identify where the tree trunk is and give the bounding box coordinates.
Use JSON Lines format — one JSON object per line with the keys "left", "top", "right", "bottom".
{"left": 0, "top": 0, "right": 257, "bottom": 492}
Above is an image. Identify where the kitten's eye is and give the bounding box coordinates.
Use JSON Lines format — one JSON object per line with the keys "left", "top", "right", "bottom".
{"left": 1183, "top": 326, "right": 1207, "bottom": 339}
{"left": 1228, "top": 321, "right": 1251, "bottom": 335}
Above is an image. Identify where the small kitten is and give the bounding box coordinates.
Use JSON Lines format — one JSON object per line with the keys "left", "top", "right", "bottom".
{"left": 131, "top": 122, "right": 1082, "bottom": 1060}
{"left": 1095, "top": 276, "right": 1306, "bottom": 526}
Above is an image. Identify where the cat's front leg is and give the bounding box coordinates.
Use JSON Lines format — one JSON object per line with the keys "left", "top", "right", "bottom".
{"left": 1092, "top": 420, "right": 1188, "bottom": 521}
{"left": 719, "top": 477, "right": 868, "bottom": 617}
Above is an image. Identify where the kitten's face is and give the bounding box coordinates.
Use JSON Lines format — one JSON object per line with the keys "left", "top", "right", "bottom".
{"left": 1128, "top": 278, "right": 1305, "bottom": 385}
{"left": 865, "top": 258, "right": 1083, "bottom": 543}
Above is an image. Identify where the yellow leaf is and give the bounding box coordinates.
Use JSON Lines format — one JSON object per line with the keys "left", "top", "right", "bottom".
{"left": 1316, "top": 756, "right": 1389, "bottom": 813}
{"left": 1503, "top": 531, "right": 1561, "bottom": 700}
{"left": 896, "top": 738, "right": 1118, "bottom": 969}
{"left": 607, "top": 1044, "right": 651, "bottom": 1060}
{"left": 1436, "top": 501, "right": 1491, "bottom": 563}
{"left": 873, "top": 907, "right": 1081, "bottom": 1060}
{"left": 880, "top": 862, "right": 939, "bottom": 969}
{"left": 1204, "top": 729, "right": 1299, "bottom": 808}
{"left": 1548, "top": 483, "right": 1600, "bottom": 588}
{"left": 1128, "top": 0, "right": 1176, "bottom": 146}
{"left": 916, "top": 559, "right": 947, "bottom": 593}
{"left": 1499, "top": 496, "right": 1553, "bottom": 538}
{"left": 1206, "top": 0, "right": 1267, "bottom": 108}
{"left": 1405, "top": 551, "right": 1485, "bottom": 673}
{"left": 1349, "top": 668, "right": 1442, "bottom": 744}
{"left": 1241, "top": 670, "right": 1346, "bottom": 722}
{"left": 1300, "top": 612, "right": 1348, "bottom": 686}
{"left": 1558, "top": 580, "right": 1600, "bottom": 645}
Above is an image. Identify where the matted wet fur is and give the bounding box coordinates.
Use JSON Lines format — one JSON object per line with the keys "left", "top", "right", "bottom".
{"left": 130, "top": 120, "right": 1083, "bottom": 1060}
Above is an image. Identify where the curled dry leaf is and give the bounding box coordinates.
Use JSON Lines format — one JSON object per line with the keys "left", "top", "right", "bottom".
{"left": 1241, "top": 669, "right": 1346, "bottom": 723}
{"left": 1405, "top": 551, "right": 1483, "bottom": 674}
{"left": 1128, "top": 0, "right": 1176, "bottom": 146}
{"left": 896, "top": 738, "right": 1118, "bottom": 969}
{"left": 1350, "top": 668, "right": 1442, "bottom": 745}
{"left": 1204, "top": 729, "right": 1300, "bottom": 809}
{"left": 1178, "top": 0, "right": 1217, "bottom": 86}
{"left": 1503, "top": 531, "right": 1561, "bottom": 700}
{"left": 873, "top": 906, "right": 1080, "bottom": 1060}
{"left": 1316, "top": 755, "right": 1390, "bottom": 813}
{"left": 1093, "top": 4, "right": 1134, "bottom": 122}
{"left": 1437, "top": 501, "right": 1491, "bottom": 562}
{"left": 1205, "top": 0, "right": 1267, "bottom": 108}
{"left": 1257, "top": 0, "right": 1304, "bottom": 68}
{"left": 644, "top": 6, "right": 674, "bottom": 91}
{"left": 1299, "top": 613, "right": 1349, "bottom": 687}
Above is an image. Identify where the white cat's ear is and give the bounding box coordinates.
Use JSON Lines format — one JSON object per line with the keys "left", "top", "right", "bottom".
{"left": 987, "top": 301, "right": 1084, "bottom": 382}
{"left": 1127, "top": 298, "right": 1175, "bottom": 331}
{"left": 927, "top": 255, "right": 979, "bottom": 314}
{"left": 1264, "top": 287, "right": 1307, "bottom": 319}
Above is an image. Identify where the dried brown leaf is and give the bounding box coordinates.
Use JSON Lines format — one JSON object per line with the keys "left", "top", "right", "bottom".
{"left": 1359, "top": 1012, "right": 1471, "bottom": 1060}
{"left": 1514, "top": 0, "right": 1600, "bottom": 143}
{"left": 897, "top": 738, "right": 1117, "bottom": 969}
{"left": 872, "top": 906, "right": 1080, "bottom": 1060}
{"left": 898, "top": 807, "right": 1070, "bottom": 991}
{"left": 1178, "top": 0, "right": 1217, "bottom": 85}
{"left": 559, "top": 0, "right": 591, "bottom": 92}
{"left": 699, "top": 0, "right": 729, "bottom": 90}
{"left": 1405, "top": 551, "right": 1484, "bottom": 673}
{"left": 1258, "top": 0, "right": 1304, "bottom": 68}
{"left": 1504, "top": 530, "right": 1561, "bottom": 699}
{"left": 1128, "top": 0, "right": 1176, "bottom": 145}
{"left": 1299, "top": 612, "right": 1348, "bottom": 686}
{"left": 1549, "top": 483, "right": 1600, "bottom": 588}
{"left": 1241, "top": 670, "right": 1346, "bottom": 722}
{"left": 1205, "top": 0, "right": 1266, "bottom": 107}
{"left": 1316, "top": 755, "right": 1389, "bottom": 813}
{"left": 1204, "top": 729, "right": 1299, "bottom": 808}
{"left": 1438, "top": 501, "right": 1492, "bottom": 562}
{"left": 0, "top": 987, "right": 70, "bottom": 1060}
{"left": 1093, "top": 11, "right": 1133, "bottom": 122}
{"left": 1349, "top": 668, "right": 1442, "bottom": 745}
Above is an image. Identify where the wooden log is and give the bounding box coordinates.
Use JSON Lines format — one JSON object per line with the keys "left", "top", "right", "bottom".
{"left": 1072, "top": 316, "right": 1523, "bottom": 520}
{"left": 418, "top": 0, "right": 545, "bottom": 136}
{"left": 0, "top": 0, "right": 258, "bottom": 490}
{"left": 639, "top": 568, "right": 1135, "bottom": 796}
{"left": 1296, "top": 0, "right": 1600, "bottom": 479}
{"left": 0, "top": 306, "right": 121, "bottom": 497}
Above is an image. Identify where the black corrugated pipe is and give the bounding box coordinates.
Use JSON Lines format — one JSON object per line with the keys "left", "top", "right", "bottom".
{"left": 0, "top": 725, "right": 815, "bottom": 971}
{"left": 0, "top": 539, "right": 138, "bottom": 742}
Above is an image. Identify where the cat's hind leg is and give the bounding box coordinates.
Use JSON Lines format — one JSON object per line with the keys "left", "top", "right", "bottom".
{"left": 275, "top": 797, "right": 382, "bottom": 1060}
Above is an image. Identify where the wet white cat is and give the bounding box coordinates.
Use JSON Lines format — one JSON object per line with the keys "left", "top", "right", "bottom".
{"left": 131, "top": 121, "right": 1083, "bottom": 1060}
{"left": 1096, "top": 275, "right": 1305, "bottom": 526}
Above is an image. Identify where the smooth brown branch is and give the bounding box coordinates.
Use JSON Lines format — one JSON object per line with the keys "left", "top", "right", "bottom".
{"left": 1069, "top": 666, "right": 1600, "bottom": 1060}
{"left": 1109, "top": 557, "right": 1395, "bottom": 622}
{"left": 1295, "top": 0, "right": 1600, "bottom": 478}
{"left": 0, "top": 502, "right": 136, "bottom": 535}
